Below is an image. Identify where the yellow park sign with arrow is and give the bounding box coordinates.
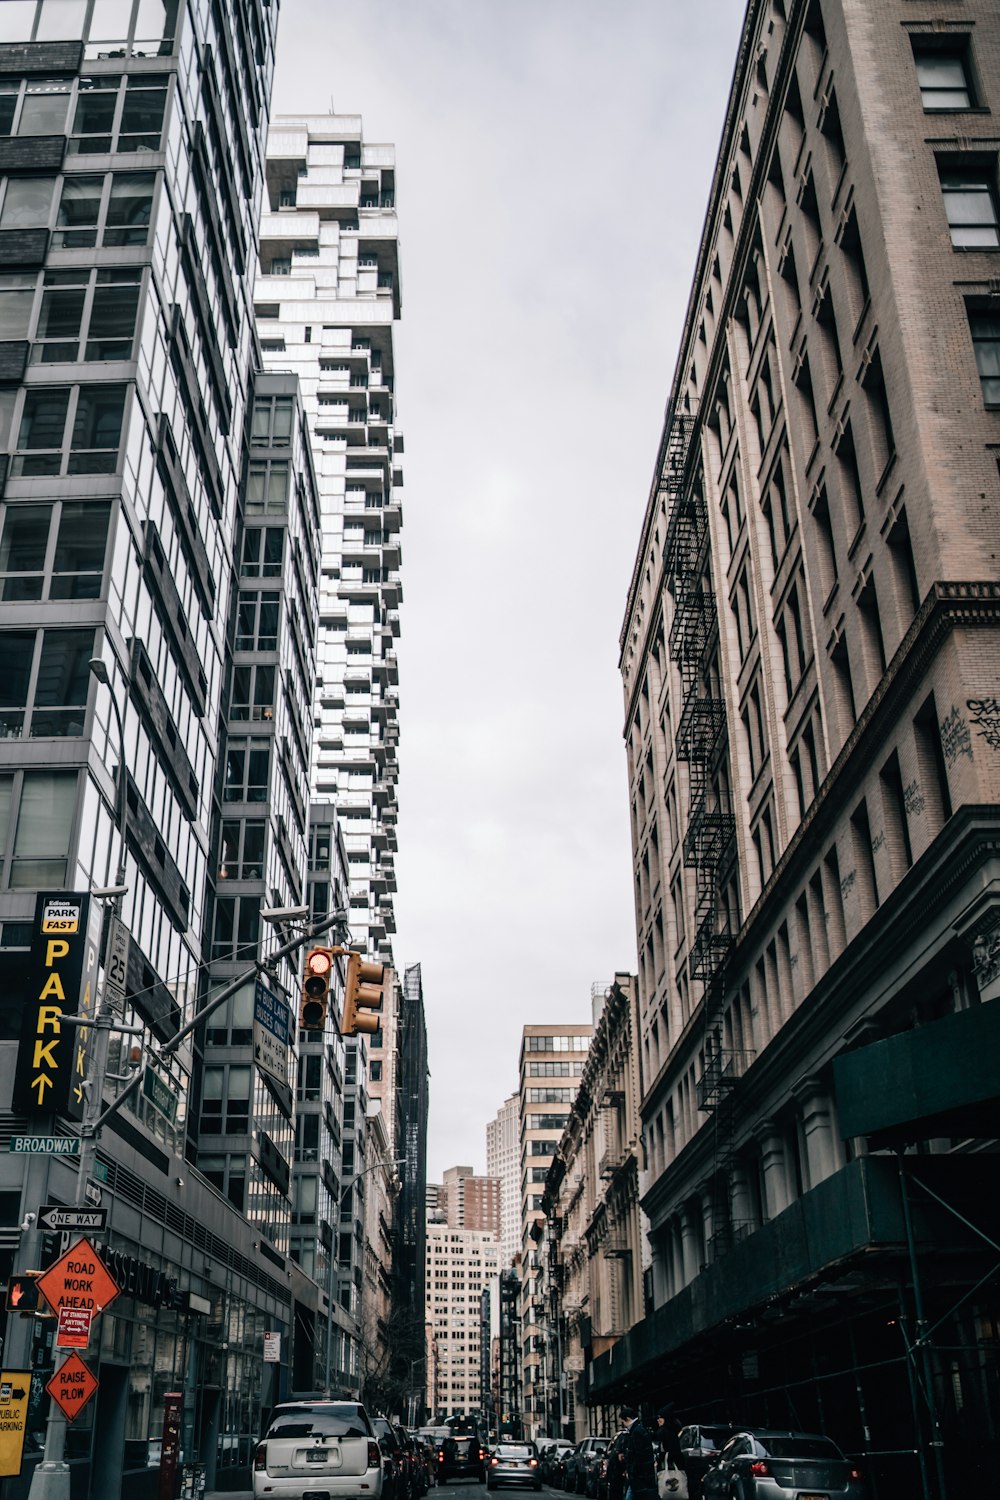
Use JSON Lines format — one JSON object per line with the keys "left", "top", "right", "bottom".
{"left": 0, "top": 1370, "right": 31, "bottom": 1477}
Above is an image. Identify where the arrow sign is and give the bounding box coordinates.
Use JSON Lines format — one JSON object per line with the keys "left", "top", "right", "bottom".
{"left": 0, "top": 1369, "right": 31, "bottom": 1477}
{"left": 38, "top": 1207, "right": 107, "bottom": 1234}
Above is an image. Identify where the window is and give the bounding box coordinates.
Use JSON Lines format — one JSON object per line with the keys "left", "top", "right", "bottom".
{"left": 224, "top": 740, "right": 270, "bottom": 802}
{"left": 939, "top": 168, "right": 1000, "bottom": 249}
{"left": 200, "top": 1064, "right": 251, "bottom": 1135}
{"left": 0, "top": 500, "right": 111, "bottom": 601}
{"left": 913, "top": 48, "right": 972, "bottom": 111}
{"left": 53, "top": 171, "right": 155, "bottom": 250}
{"left": 7, "top": 769, "right": 77, "bottom": 888}
{"left": 0, "top": 175, "right": 56, "bottom": 230}
{"left": 18, "top": 77, "right": 71, "bottom": 135}
{"left": 0, "top": 627, "right": 94, "bottom": 739}
{"left": 211, "top": 894, "right": 260, "bottom": 961}
{"left": 32, "top": 268, "right": 141, "bottom": 364}
{"left": 12, "top": 383, "right": 128, "bottom": 477}
{"left": 240, "top": 527, "right": 284, "bottom": 578}
{"left": 969, "top": 311, "right": 1000, "bottom": 405}
{"left": 246, "top": 460, "right": 289, "bottom": 514}
{"left": 217, "top": 819, "right": 265, "bottom": 881}
{"left": 235, "top": 590, "right": 280, "bottom": 652}
{"left": 251, "top": 396, "right": 294, "bottom": 446}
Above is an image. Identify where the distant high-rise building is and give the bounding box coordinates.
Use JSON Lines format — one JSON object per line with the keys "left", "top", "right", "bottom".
{"left": 432, "top": 1165, "right": 501, "bottom": 1237}
{"left": 426, "top": 1217, "right": 499, "bottom": 1419}
{"left": 487, "top": 1093, "right": 521, "bottom": 1268}
{"left": 518, "top": 1024, "right": 591, "bottom": 1438}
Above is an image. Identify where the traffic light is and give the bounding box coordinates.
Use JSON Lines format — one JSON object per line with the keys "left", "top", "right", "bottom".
{"left": 5, "top": 1273, "right": 40, "bottom": 1313}
{"left": 300, "top": 947, "right": 334, "bottom": 1031}
{"left": 341, "top": 952, "right": 386, "bottom": 1035}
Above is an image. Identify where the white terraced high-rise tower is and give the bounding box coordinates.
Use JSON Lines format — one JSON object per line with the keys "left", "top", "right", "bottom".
{"left": 255, "top": 114, "right": 402, "bottom": 967}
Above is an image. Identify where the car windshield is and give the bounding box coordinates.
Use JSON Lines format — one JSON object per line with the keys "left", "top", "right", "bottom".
{"left": 700, "top": 1430, "right": 731, "bottom": 1446}
{"left": 267, "top": 1405, "right": 369, "bottom": 1440}
{"left": 497, "top": 1446, "right": 534, "bottom": 1458}
{"left": 763, "top": 1438, "right": 842, "bottom": 1460}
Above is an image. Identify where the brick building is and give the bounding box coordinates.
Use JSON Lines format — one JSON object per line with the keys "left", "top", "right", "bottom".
{"left": 607, "top": 2, "right": 1000, "bottom": 1495}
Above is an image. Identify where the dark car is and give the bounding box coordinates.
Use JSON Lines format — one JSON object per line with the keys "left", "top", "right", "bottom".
{"left": 486, "top": 1441, "right": 541, "bottom": 1491}
{"left": 565, "top": 1438, "right": 609, "bottom": 1496}
{"left": 541, "top": 1442, "right": 574, "bottom": 1486}
{"left": 438, "top": 1433, "right": 486, "bottom": 1485}
{"left": 702, "top": 1430, "right": 865, "bottom": 1500}
{"left": 594, "top": 1433, "right": 627, "bottom": 1500}
{"left": 677, "top": 1424, "right": 736, "bottom": 1500}
{"left": 372, "top": 1416, "right": 408, "bottom": 1500}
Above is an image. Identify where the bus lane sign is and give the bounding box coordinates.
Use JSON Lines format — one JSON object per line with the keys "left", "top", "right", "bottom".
{"left": 46, "top": 1354, "right": 98, "bottom": 1423}
{"left": 0, "top": 1370, "right": 31, "bottom": 1476}
{"left": 37, "top": 1236, "right": 119, "bottom": 1317}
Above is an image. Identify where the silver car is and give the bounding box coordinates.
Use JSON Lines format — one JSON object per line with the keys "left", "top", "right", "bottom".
{"left": 486, "top": 1441, "right": 542, "bottom": 1492}
{"left": 253, "top": 1400, "right": 384, "bottom": 1500}
{"left": 702, "top": 1430, "right": 865, "bottom": 1500}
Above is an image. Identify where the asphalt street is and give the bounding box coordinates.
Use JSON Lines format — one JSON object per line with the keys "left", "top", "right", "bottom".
{"left": 209, "top": 1480, "right": 557, "bottom": 1500}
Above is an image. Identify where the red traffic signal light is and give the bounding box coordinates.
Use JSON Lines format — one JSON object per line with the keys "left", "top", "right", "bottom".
{"left": 300, "top": 947, "right": 334, "bottom": 1032}
{"left": 341, "top": 953, "right": 386, "bottom": 1035}
{"left": 6, "top": 1273, "right": 40, "bottom": 1313}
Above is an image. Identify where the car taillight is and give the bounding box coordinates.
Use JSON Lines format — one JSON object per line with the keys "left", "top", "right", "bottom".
{"left": 491, "top": 1458, "right": 499, "bottom": 1467}
{"left": 849, "top": 1467, "right": 863, "bottom": 1482}
{"left": 750, "top": 1462, "right": 770, "bottom": 1477}
{"left": 530, "top": 1459, "right": 538, "bottom": 1467}
{"left": 480, "top": 1450, "right": 487, "bottom": 1460}
{"left": 253, "top": 1444, "right": 267, "bottom": 1472}
{"left": 368, "top": 1442, "right": 381, "bottom": 1469}
{"left": 439, "top": 1452, "right": 445, "bottom": 1463}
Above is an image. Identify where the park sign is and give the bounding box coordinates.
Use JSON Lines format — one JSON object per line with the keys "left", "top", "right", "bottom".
{"left": 12, "top": 892, "right": 103, "bottom": 1120}
{"left": 0, "top": 1370, "right": 31, "bottom": 1477}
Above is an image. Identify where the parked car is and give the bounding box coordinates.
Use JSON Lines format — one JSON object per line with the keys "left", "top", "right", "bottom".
{"left": 438, "top": 1432, "right": 486, "bottom": 1484}
{"left": 702, "top": 1430, "right": 865, "bottom": 1500}
{"left": 594, "top": 1432, "right": 627, "bottom": 1500}
{"left": 677, "top": 1424, "right": 736, "bottom": 1500}
{"left": 486, "top": 1441, "right": 541, "bottom": 1492}
{"left": 565, "top": 1438, "right": 609, "bottom": 1495}
{"left": 252, "top": 1399, "right": 383, "bottom": 1500}
{"left": 540, "top": 1442, "right": 574, "bottom": 1486}
{"left": 372, "top": 1416, "right": 408, "bottom": 1500}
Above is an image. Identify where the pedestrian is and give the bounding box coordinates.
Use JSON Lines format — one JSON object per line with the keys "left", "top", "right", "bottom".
{"left": 653, "top": 1405, "right": 683, "bottom": 1470}
{"left": 619, "top": 1405, "right": 657, "bottom": 1500}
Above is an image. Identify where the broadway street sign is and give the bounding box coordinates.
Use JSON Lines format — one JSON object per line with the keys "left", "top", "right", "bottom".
{"left": 8, "top": 1137, "right": 81, "bottom": 1156}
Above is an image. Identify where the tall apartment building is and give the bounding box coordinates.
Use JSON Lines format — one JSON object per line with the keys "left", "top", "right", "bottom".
{"left": 608, "top": 2, "right": 1000, "bottom": 1494}
{"left": 426, "top": 1212, "right": 499, "bottom": 1419}
{"left": 256, "top": 112, "right": 402, "bottom": 971}
{"left": 433, "top": 1164, "right": 501, "bottom": 1237}
{"left": 486, "top": 1092, "right": 521, "bottom": 1268}
{"left": 518, "top": 1023, "right": 590, "bottom": 1439}
{"left": 0, "top": 1, "right": 293, "bottom": 1492}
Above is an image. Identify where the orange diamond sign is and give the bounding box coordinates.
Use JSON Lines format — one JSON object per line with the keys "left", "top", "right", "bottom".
{"left": 46, "top": 1353, "right": 98, "bottom": 1422}
{"left": 37, "top": 1236, "right": 119, "bottom": 1317}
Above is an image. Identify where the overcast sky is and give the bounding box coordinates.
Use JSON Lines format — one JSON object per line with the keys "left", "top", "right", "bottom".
{"left": 273, "top": 0, "right": 747, "bottom": 1180}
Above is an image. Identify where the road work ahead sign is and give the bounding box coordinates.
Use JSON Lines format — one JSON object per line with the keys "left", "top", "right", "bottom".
{"left": 37, "top": 1237, "right": 120, "bottom": 1317}
{"left": 12, "top": 891, "right": 102, "bottom": 1119}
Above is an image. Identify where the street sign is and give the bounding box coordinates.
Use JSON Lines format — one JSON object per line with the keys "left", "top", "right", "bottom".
{"left": 103, "top": 915, "right": 130, "bottom": 1015}
{"left": 263, "top": 1331, "right": 281, "bottom": 1363}
{"left": 56, "top": 1307, "right": 93, "bottom": 1349}
{"left": 38, "top": 1206, "right": 107, "bottom": 1234}
{"left": 8, "top": 1136, "right": 80, "bottom": 1156}
{"left": 45, "top": 1353, "right": 98, "bottom": 1422}
{"left": 142, "top": 1065, "right": 177, "bottom": 1124}
{"left": 12, "top": 890, "right": 102, "bottom": 1120}
{"left": 0, "top": 1370, "right": 31, "bottom": 1477}
{"left": 253, "top": 980, "right": 291, "bottom": 1088}
{"left": 37, "top": 1236, "right": 119, "bottom": 1316}
{"left": 84, "top": 1178, "right": 102, "bottom": 1207}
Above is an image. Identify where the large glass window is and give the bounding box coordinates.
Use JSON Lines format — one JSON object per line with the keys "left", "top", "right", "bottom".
{"left": 0, "top": 501, "right": 111, "bottom": 602}
{"left": 969, "top": 311, "right": 1000, "bottom": 406}
{"left": 0, "top": 176, "right": 56, "bottom": 230}
{"left": 54, "top": 172, "right": 155, "bottom": 249}
{"left": 9, "top": 769, "right": 76, "bottom": 887}
{"left": 33, "top": 268, "right": 141, "bottom": 364}
{"left": 235, "top": 591, "right": 280, "bottom": 652}
{"left": 217, "top": 820, "right": 266, "bottom": 881}
{"left": 0, "top": 274, "right": 38, "bottom": 339}
{"left": 224, "top": 741, "right": 270, "bottom": 803}
{"left": 229, "top": 663, "right": 274, "bottom": 722}
{"left": 939, "top": 169, "right": 1000, "bottom": 248}
{"left": 246, "top": 461, "right": 289, "bottom": 515}
{"left": 13, "top": 384, "right": 128, "bottom": 476}
{"left": 69, "top": 75, "right": 118, "bottom": 152}
{"left": 17, "top": 78, "right": 72, "bottom": 136}
{"left": 914, "top": 49, "right": 972, "bottom": 111}
{"left": 240, "top": 528, "right": 284, "bottom": 578}
{"left": 0, "top": 627, "right": 94, "bottom": 739}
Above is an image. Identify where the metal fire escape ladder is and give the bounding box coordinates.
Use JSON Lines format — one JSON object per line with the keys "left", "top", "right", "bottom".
{"left": 661, "top": 400, "right": 744, "bottom": 1259}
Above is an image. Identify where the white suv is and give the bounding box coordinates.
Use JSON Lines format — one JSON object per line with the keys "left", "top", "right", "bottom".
{"left": 253, "top": 1400, "right": 384, "bottom": 1500}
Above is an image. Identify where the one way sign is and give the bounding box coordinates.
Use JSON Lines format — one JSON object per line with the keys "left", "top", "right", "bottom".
{"left": 38, "top": 1206, "right": 107, "bottom": 1233}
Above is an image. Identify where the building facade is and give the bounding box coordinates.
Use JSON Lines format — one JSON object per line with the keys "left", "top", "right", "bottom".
{"left": 518, "top": 1023, "right": 590, "bottom": 1439}
{"left": 611, "top": 2, "right": 1000, "bottom": 1496}
{"left": 256, "top": 111, "right": 402, "bottom": 972}
{"left": 426, "top": 1213, "right": 499, "bottom": 1419}
{"left": 0, "top": 1, "right": 292, "bottom": 1495}
{"left": 544, "top": 975, "right": 643, "bottom": 1439}
{"left": 486, "top": 1092, "right": 520, "bottom": 1269}
{"left": 432, "top": 1165, "right": 501, "bottom": 1237}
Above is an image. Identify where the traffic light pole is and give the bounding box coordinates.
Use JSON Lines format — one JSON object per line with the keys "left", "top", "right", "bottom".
{"left": 25, "top": 909, "right": 350, "bottom": 1500}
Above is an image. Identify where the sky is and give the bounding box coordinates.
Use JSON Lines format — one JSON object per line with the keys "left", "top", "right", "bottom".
{"left": 273, "top": 0, "right": 748, "bottom": 1181}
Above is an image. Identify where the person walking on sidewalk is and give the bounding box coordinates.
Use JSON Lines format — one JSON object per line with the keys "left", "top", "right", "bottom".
{"left": 620, "top": 1406, "right": 657, "bottom": 1500}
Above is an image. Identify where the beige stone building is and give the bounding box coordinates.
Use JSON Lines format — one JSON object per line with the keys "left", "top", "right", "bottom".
{"left": 544, "top": 976, "right": 644, "bottom": 1438}
{"left": 425, "top": 1213, "right": 499, "bottom": 1418}
{"left": 432, "top": 1164, "right": 502, "bottom": 1237}
{"left": 606, "top": 2, "right": 1000, "bottom": 1494}
{"left": 487, "top": 1093, "right": 522, "bottom": 1269}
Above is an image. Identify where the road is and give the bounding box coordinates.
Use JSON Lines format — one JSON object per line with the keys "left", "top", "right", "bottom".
{"left": 207, "top": 1480, "right": 555, "bottom": 1500}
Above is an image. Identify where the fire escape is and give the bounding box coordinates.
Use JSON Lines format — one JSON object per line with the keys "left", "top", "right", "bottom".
{"left": 661, "top": 400, "right": 743, "bottom": 1260}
